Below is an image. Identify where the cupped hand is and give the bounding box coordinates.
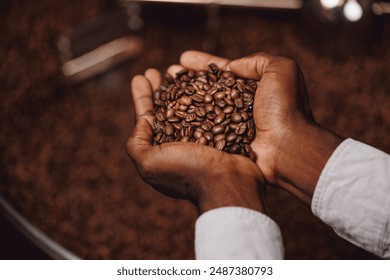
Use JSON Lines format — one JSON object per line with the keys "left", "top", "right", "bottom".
{"left": 179, "top": 51, "right": 342, "bottom": 204}
{"left": 126, "top": 69, "right": 267, "bottom": 214}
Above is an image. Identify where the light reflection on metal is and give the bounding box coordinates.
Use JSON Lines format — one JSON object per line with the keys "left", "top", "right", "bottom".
{"left": 62, "top": 36, "right": 143, "bottom": 81}
{"left": 372, "top": 2, "right": 390, "bottom": 15}
{"left": 120, "top": 0, "right": 303, "bottom": 9}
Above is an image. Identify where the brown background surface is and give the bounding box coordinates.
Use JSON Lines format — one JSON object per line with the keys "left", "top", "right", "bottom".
{"left": 0, "top": 0, "right": 389, "bottom": 259}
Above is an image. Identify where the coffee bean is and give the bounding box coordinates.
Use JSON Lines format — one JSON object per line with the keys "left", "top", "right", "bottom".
{"left": 241, "top": 112, "right": 250, "bottom": 121}
{"left": 167, "top": 117, "right": 180, "bottom": 123}
{"left": 205, "top": 103, "right": 214, "bottom": 113}
{"left": 172, "top": 123, "right": 182, "bottom": 130}
{"left": 204, "top": 93, "right": 213, "bottom": 103}
{"left": 201, "top": 120, "right": 214, "bottom": 131}
{"left": 231, "top": 112, "right": 242, "bottom": 123}
{"left": 226, "top": 132, "right": 238, "bottom": 142}
{"left": 224, "top": 97, "right": 235, "bottom": 106}
{"left": 247, "top": 128, "right": 255, "bottom": 140}
{"left": 234, "top": 98, "right": 244, "bottom": 108}
{"left": 193, "top": 129, "right": 203, "bottom": 140}
{"left": 215, "top": 139, "right": 226, "bottom": 151}
{"left": 197, "top": 136, "right": 208, "bottom": 145}
{"left": 192, "top": 93, "right": 205, "bottom": 102}
{"left": 212, "top": 125, "right": 225, "bottom": 135}
{"left": 183, "top": 112, "right": 195, "bottom": 122}
{"left": 175, "top": 110, "right": 188, "bottom": 119}
{"left": 214, "top": 134, "right": 226, "bottom": 142}
{"left": 215, "top": 99, "right": 226, "bottom": 108}
{"left": 153, "top": 65, "right": 257, "bottom": 160}
{"left": 194, "top": 106, "right": 207, "bottom": 117}
{"left": 208, "top": 63, "right": 219, "bottom": 74}
{"left": 204, "top": 132, "right": 214, "bottom": 142}
{"left": 225, "top": 77, "right": 235, "bottom": 87}
{"left": 166, "top": 108, "right": 175, "bottom": 118}
{"left": 223, "top": 106, "right": 234, "bottom": 114}
{"left": 176, "top": 69, "right": 188, "bottom": 76}
{"left": 214, "top": 91, "right": 226, "bottom": 100}
{"left": 235, "top": 123, "right": 247, "bottom": 135}
{"left": 214, "top": 113, "right": 225, "bottom": 125}
{"left": 222, "top": 71, "right": 235, "bottom": 79}
{"left": 206, "top": 113, "right": 216, "bottom": 120}
{"left": 163, "top": 124, "right": 174, "bottom": 136}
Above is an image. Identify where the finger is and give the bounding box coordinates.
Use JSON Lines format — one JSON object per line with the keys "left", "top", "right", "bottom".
{"left": 180, "top": 50, "right": 229, "bottom": 71}
{"left": 125, "top": 118, "right": 153, "bottom": 160}
{"left": 167, "top": 64, "right": 185, "bottom": 78}
{"left": 227, "top": 52, "right": 280, "bottom": 80}
{"left": 131, "top": 75, "right": 154, "bottom": 125}
{"left": 144, "top": 68, "right": 162, "bottom": 91}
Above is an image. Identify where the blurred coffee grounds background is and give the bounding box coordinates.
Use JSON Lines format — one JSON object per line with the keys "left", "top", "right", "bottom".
{"left": 0, "top": 0, "right": 389, "bottom": 259}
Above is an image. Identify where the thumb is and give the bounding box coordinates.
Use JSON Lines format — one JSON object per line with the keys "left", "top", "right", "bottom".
{"left": 125, "top": 118, "right": 153, "bottom": 160}
{"left": 228, "top": 52, "right": 298, "bottom": 82}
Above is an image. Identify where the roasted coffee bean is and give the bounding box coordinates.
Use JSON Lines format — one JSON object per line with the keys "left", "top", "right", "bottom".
{"left": 214, "top": 134, "right": 226, "bottom": 142}
{"left": 176, "top": 69, "right": 188, "bottom": 76}
{"left": 194, "top": 106, "right": 206, "bottom": 117}
{"left": 223, "top": 106, "right": 234, "bottom": 114}
{"left": 222, "top": 71, "right": 235, "bottom": 79}
{"left": 214, "top": 113, "right": 225, "bottom": 125}
{"left": 206, "top": 113, "right": 216, "bottom": 120}
{"left": 192, "top": 93, "right": 205, "bottom": 102}
{"left": 172, "top": 123, "right": 182, "bottom": 130}
{"left": 211, "top": 125, "right": 225, "bottom": 135}
{"left": 178, "top": 96, "right": 192, "bottom": 106}
{"left": 198, "top": 136, "right": 208, "bottom": 145}
{"left": 208, "top": 63, "right": 219, "bottom": 74}
{"left": 220, "top": 118, "right": 232, "bottom": 126}
{"left": 193, "top": 129, "right": 203, "bottom": 140}
{"left": 231, "top": 112, "right": 242, "bottom": 123}
{"left": 167, "top": 117, "right": 180, "bottom": 123}
{"left": 153, "top": 65, "right": 257, "bottom": 160}
{"left": 156, "top": 112, "right": 165, "bottom": 122}
{"left": 204, "top": 132, "right": 214, "bottom": 142}
{"left": 163, "top": 124, "right": 174, "bottom": 136}
{"left": 235, "top": 123, "right": 247, "bottom": 135}
{"left": 247, "top": 128, "right": 255, "bottom": 140}
{"left": 215, "top": 99, "right": 226, "bottom": 108}
{"left": 185, "top": 113, "right": 196, "bottom": 122}
{"left": 224, "top": 97, "right": 235, "bottom": 106}
{"left": 226, "top": 132, "right": 238, "bottom": 142}
{"left": 214, "top": 91, "right": 226, "bottom": 100}
{"left": 166, "top": 108, "right": 175, "bottom": 118}
{"left": 204, "top": 93, "right": 213, "bottom": 103}
{"left": 175, "top": 110, "right": 188, "bottom": 119}
{"left": 205, "top": 103, "right": 214, "bottom": 113}
{"left": 215, "top": 139, "right": 226, "bottom": 151}
{"left": 225, "top": 77, "right": 235, "bottom": 87}
{"left": 234, "top": 98, "right": 244, "bottom": 108}
{"left": 201, "top": 120, "right": 214, "bottom": 131}
{"left": 229, "top": 145, "right": 240, "bottom": 154}
{"left": 241, "top": 112, "right": 250, "bottom": 121}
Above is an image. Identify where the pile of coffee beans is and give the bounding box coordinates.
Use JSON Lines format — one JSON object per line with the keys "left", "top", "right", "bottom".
{"left": 152, "top": 63, "right": 257, "bottom": 161}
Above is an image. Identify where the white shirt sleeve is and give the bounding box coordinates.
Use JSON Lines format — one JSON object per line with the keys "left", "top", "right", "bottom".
{"left": 195, "top": 207, "right": 284, "bottom": 259}
{"left": 312, "top": 138, "right": 390, "bottom": 259}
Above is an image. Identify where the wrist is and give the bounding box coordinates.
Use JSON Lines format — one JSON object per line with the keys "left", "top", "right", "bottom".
{"left": 273, "top": 120, "right": 343, "bottom": 204}
{"left": 196, "top": 158, "right": 266, "bottom": 214}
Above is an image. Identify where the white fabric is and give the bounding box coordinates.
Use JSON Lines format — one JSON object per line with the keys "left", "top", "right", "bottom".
{"left": 312, "top": 138, "right": 390, "bottom": 259}
{"left": 195, "top": 207, "right": 284, "bottom": 259}
{"left": 195, "top": 139, "right": 390, "bottom": 259}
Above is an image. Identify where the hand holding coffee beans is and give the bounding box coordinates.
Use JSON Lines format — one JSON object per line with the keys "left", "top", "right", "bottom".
{"left": 152, "top": 63, "right": 257, "bottom": 161}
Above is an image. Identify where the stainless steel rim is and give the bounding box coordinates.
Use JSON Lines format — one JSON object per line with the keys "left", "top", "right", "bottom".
{"left": 0, "top": 196, "right": 80, "bottom": 260}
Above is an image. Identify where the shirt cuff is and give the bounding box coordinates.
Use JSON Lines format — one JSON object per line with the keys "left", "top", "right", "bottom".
{"left": 195, "top": 207, "right": 284, "bottom": 260}
{"left": 312, "top": 138, "right": 390, "bottom": 258}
